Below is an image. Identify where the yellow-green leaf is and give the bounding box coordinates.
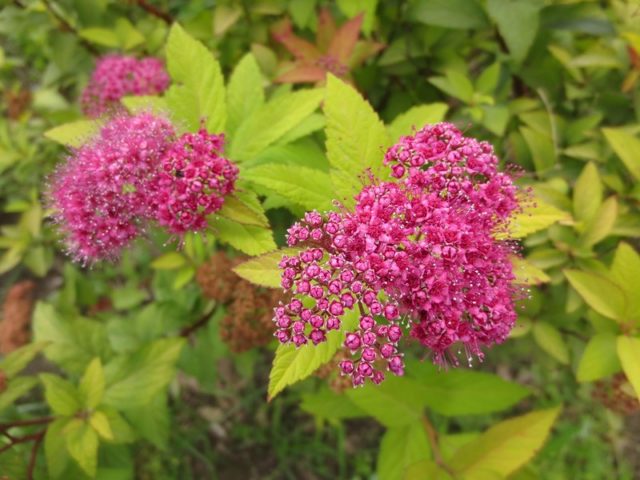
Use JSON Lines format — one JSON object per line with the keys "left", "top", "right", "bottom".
{"left": 268, "top": 309, "right": 357, "bottom": 399}
{"left": 451, "top": 407, "right": 561, "bottom": 478}
{"left": 602, "top": 127, "right": 640, "bottom": 180}
{"left": 44, "top": 120, "right": 100, "bottom": 147}
{"left": 579, "top": 196, "right": 617, "bottom": 247}
{"left": 617, "top": 336, "right": 640, "bottom": 400}
{"left": 325, "top": 74, "right": 390, "bottom": 207}
{"left": 233, "top": 247, "right": 300, "bottom": 288}
{"left": 533, "top": 322, "right": 569, "bottom": 365}
{"left": 40, "top": 374, "right": 80, "bottom": 416}
{"left": 65, "top": 419, "right": 99, "bottom": 477}
{"left": 577, "top": 333, "right": 620, "bottom": 382}
{"left": 573, "top": 162, "right": 602, "bottom": 225}
{"left": 388, "top": 103, "right": 449, "bottom": 142}
{"left": 151, "top": 252, "right": 187, "bottom": 270}
{"left": 564, "top": 269, "right": 627, "bottom": 322}
{"left": 609, "top": 242, "right": 640, "bottom": 322}
{"left": 165, "top": 23, "right": 226, "bottom": 133}
{"left": 79, "top": 357, "right": 105, "bottom": 409}
{"left": 505, "top": 197, "right": 569, "bottom": 239}
{"left": 89, "top": 410, "right": 113, "bottom": 440}
{"left": 512, "top": 256, "right": 550, "bottom": 285}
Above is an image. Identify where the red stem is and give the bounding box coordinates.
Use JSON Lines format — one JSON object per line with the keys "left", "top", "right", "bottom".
{"left": 137, "top": 0, "right": 173, "bottom": 24}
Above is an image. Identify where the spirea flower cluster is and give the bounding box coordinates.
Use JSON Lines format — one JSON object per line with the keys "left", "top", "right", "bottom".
{"left": 48, "top": 113, "right": 237, "bottom": 263}
{"left": 274, "top": 123, "right": 521, "bottom": 386}
{"left": 81, "top": 55, "right": 170, "bottom": 118}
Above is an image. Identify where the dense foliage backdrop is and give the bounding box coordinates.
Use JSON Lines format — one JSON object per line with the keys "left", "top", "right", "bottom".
{"left": 0, "top": 1, "right": 639, "bottom": 479}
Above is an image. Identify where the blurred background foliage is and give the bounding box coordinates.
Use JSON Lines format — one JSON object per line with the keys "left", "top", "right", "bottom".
{"left": 0, "top": 0, "right": 639, "bottom": 479}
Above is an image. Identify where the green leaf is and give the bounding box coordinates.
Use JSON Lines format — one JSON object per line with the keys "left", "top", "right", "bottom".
{"left": 40, "top": 373, "right": 81, "bottom": 416}
{"left": 577, "top": 333, "right": 620, "bottom": 382}
{"left": 80, "top": 357, "right": 105, "bottom": 409}
{"left": 409, "top": 0, "right": 489, "bottom": 29}
{"left": 165, "top": 23, "right": 226, "bottom": 133}
{"left": 45, "top": 418, "right": 71, "bottom": 478}
{"left": 579, "top": 196, "right": 618, "bottom": 247}
{"left": 487, "top": 0, "right": 543, "bottom": 62}
{"left": 243, "top": 164, "right": 334, "bottom": 210}
{"left": 407, "top": 364, "right": 530, "bottom": 416}
{"left": 377, "top": 424, "right": 431, "bottom": 480}
{"left": 617, "top": 336, "right": 640, "bottom": 400}
{"left": 217, "top": 192, "right": 270, "bottom": 227}
{"left": 520, "top": 126, "right": 556, "bottom": 173}
{"left": 451, "top": 407, "right": 561, "bottom": 478}
{"left": 112, "top": 286, "right": 147, "bottom": 310}
{"left": 100, "top": 407, "right": 135, "bottom": 444}
{"left": 300, "top": 388, "right": 367, "bottom": 422}
{"left": 573, "top": 162, "right": 602, "bottom": 226}
{"left": 268, "top": 309, "right": 358, "bottom": 399}
{"left": 0, "top": 341, "right": 48, "bottom": 377}
{"left": 565, "top": 269, "right": 627, "bottom": 322}
{"left": 123, "top": 394, "right": 170, "bottom": 449}
{"left": 114, "top": 17, "right": 144, "bottom": 50}
{"left": 121, "top": 95, "right": 168, "bottom": 115}
{"left": 65, "top": 419, "right": 99, "bottom": 477}
{"left": 325, "top": 74, "right": 390, "bottom": 207}
{"left": 506, "top": 198, "right": 569, "bottom": 239}
{"left": 44, "top": 120, "right": 100, "bottom": 147}
{"left": 512, "top": 256, "right": 550, "bottom": 285}
{"left": 276, "top": 113, "right": 325, "bottom": 146}
{"left": 388, "top": 103, "right": 449, "bottom": 142}
{"left": 173, "top": 266, "right": 196, "bottom": 290}
{"left": 103, "top": 338, "right": 184, "bottom": 409}
{"left": 33, "top": 302, "right": 112, "bottom": 375}
{"left": 429, "top": 71, "right": 474, "bottom": 103}
{"left": 346, "top": 376, "right": 428, "bottom": 427}
{"left": 227, "top": 53, "right": 264, "bottom": 136}
{"left": 233, "top": 247, "right": 300, "bottom": 288}
{"left": 90, "top": 410, "right": 113, "bottom": 440}
{"left": 405, "top": 460, "right": 451, "bottom": 480}
{"left": 211, "top": 217, "right": 276, "bottom": 256}
{"left": 532, "top": 322, "right": 570, "bottom": 364}
{"left": 151, "top": 252, "right": 187, "bottom": 270}
{"left": 610, "top": 242, "right": 640, "bottom": 322}
{"left": 0, "top": 377, "right": 38, "bottom": 412}
{"left": 602, "top": 127, "right": 640, "bottom": 180}
{"left": 229, "top": 89, "right": 323, "bottom": 161}
{"left": 79, "top": 27, "right": 119, "bottom": 47}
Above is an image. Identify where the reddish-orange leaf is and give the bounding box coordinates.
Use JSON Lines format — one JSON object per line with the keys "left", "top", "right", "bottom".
{"left": 275, "top": 65, "right": 327, "bottom": 84}
{"left": 327, "top": 13, "right": 364, "bottom": 64}
{"left": 316, "top": 7, "right": 337, "bottom": 52}
{"left": 272, "top": 18, "right": 321, "bottom": 62}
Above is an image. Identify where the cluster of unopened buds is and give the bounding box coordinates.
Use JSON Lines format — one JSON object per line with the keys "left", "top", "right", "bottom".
{"left": 48, "top": 113, "right": 238, "bottom": 262}
{"left": 274, "top": 122, "right": 523, "bottom": 387}
{"left": 81, "top": 55, "right": 170, "bottom": 118}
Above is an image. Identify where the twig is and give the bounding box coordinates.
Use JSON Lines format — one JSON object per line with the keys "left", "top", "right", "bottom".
{"left": 26, "top": 432, "right": 44, "bottom": 480}
{"left": 41, "top": 0, "right": 99, "bottom": 55}
{"left": 421, "top": 416, "right": 458, "bottom": 478}
{"left": 137, "top": 0, "right": 173, "bottom": 24}
{"left": 0, "top": 416, "right": 55, "bottom": 431}
{"left": 0, "top": 430, "right": 45, "bottom": 455}
{"left": 180, "top": 312, "right": 212, "bottom": 337}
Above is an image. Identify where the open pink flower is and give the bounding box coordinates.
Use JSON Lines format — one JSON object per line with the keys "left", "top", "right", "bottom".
{"left": 151, "top": 128, "right": 239, "bottom": 234}
{"left": 48, "top": 113, "right": 175, "bottom": 262}
{"left": 81, "top": 55, "right": 170, "bottom": 118}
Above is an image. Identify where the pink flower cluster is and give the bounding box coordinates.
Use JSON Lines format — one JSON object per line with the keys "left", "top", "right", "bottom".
{"left": 48, "top": 113, "right": 237, "bottom": 262}
{"left": 274, "top": 123, "right": 521, "bottom": 386}
{"left": 152, "top": 130, "right": 238, "bottom": 234}
{"left": 81, "top": 55, "right": 170, "bottom": 118}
